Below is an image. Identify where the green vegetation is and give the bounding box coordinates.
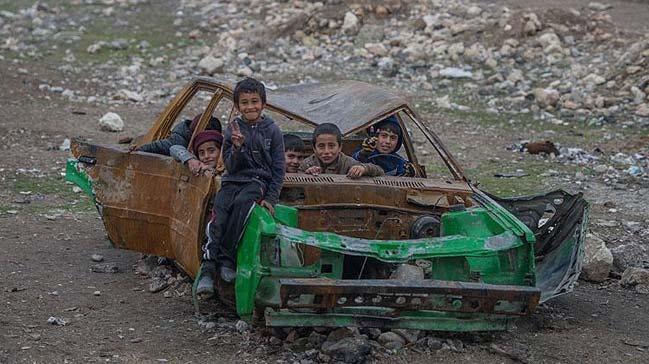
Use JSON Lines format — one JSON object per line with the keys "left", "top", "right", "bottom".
{"left": 0, "top": 175, "right": 94, "bottom": 216}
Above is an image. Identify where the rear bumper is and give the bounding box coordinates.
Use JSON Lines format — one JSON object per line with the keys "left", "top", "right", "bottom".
{"left": 265, "top": 277, "right": 540, "bottom": 331}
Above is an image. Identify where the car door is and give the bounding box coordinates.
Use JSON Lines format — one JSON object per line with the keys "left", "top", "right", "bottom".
{"left": 487, "top": 190, "right": 589, "bottom": 302}
{"left": 71, "top": 142, "right": 213, "bottom": 276}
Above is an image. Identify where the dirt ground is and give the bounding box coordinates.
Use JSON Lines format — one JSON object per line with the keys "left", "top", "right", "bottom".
{"left": 2, "top": 1, "right": 649, "bottom": 363}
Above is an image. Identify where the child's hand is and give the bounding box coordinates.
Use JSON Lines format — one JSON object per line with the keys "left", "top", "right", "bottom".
{"left": 231, "top": 120, "right": 244, "bottom": 148}
{"left": 361, "top": 136, "right": 378, "bottom": 152}
{"left": 186, "top": 159, "right": 203, "bottom": 175}
{"left": 347, "top": 165, "right": 366, "bottom": 179}
{"left": 260, "top": 200, "right": 275, "bottom": 215}
{"left": 305, "top": 166, "right": 321, "bottom": 176}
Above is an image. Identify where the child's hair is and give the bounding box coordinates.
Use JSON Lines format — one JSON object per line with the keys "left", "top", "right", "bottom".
{"left": 283, "top": 134, "right": 305, "bottom": 152}
{"left": 233, "top": 77, "right": 267, "bottom": 106}
{"left": 312, "top": 123, "right": 342, "bottom": 145}
{"left": 371, "top": 115, "right": 401, "bottom": 136}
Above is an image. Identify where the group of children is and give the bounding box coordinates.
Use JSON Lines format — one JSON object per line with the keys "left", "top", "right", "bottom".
{"left": 138, "top": 77, "right": 414, "bottom": 294}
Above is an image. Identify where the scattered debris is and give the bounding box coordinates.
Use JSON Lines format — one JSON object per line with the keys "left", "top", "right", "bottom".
{"left": 47, "top": 316, "right": 67, "bottom": 326}
{"left": 90, "top": 262, "right": 119, "bottom": 274}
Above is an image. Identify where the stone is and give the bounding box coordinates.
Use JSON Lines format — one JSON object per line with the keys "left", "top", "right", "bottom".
{"left": 148, "top": 277, "right": 169, "bottom": 293}
{"left": 392, "top": 329, "right": 419, "bottom": 344}
{"left": 621, "top": 267, "right": 649, "bottom": 293}
{"left": 235, "top": 320, "right": 249, "bottom": 333}
{"left": 378, "top": 331, "right": 405, "bottom": 350}
{"left": 114, "top": 89, "right": 143, "bottom": 102}
{"left": 533, "top": 88, "right": 560, "bottom": 107}
{"left": 581, "top": 233, "right": 613, "bottom": 282}
{"left": 90, "top": 262, "right": 119, "bottom": 274}
{"left": 197, "top": 55, "right": 224, "bottom": 75}
{"left": 86, "top": 42, "right": 103, "bottom": 54}
{"left": 611, "top": 243, "right": 649, "bottom": 272}
{"left": 426, "top": 337, "right": 443, "bottom": 350}
{"left": 99, "top": 112, "right": 124, "bottom": 132}
{"left": 321, "top": 336, "right": 371, "bottom": 363}
{"left": 389, "top": 264, "right": 424, "bottom": 280}
{"left": 47, "top": 316, "right": 67, "bottom": 326}
{"left": 236, "top": 65, "right": 253, "bottom": 77}
{"left": 466, "top": 6, "right": 482, "bottom": 17}
{"left": 93, "top": 290, "right": 101, "bottom": 296}
{"left": 593, "top": 165, "right": 608, "bottom": 173}
{"left": 635, "top": 104, "right": 649, "bottom": 117}
{"left": 341, "top": 12, "right": 359, "bottom": 34}
{"left": 583, "top": 73, "right": 606, "bottom": 86}
{"left": 109, "top": 38, "right": 129, "bottom": 50}
{"left": 364, "top": 43, "right": 387, "bottom": 57}
{"left": 588, "top": 2, "right": 613, "bottom": 11}
{"left": 439, "top": 67, "right": 473, "bottom": 79}
{"left": 326, "top": 327, "right": 354, "bottom": 342}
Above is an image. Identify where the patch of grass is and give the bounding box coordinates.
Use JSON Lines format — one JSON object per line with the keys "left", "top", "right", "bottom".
{"left": 7, "top": 175, "right": 95, "bottom": 214}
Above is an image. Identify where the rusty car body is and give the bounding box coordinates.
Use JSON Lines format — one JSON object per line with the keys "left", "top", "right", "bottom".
{"left": 66, "top": 77, "right": 588, "bottom": 331}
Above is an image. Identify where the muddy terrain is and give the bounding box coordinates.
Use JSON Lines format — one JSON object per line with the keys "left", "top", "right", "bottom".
{"left": 1, "top": 0, "right": 649, "bottom": 363}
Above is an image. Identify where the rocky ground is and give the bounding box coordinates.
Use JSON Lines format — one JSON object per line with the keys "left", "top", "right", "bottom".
{"left": 1, "top": 0, "right": 649, "bottom": 363}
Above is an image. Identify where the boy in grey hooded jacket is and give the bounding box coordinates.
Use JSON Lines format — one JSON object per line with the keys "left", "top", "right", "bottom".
{"left": 198, "top": 78, "right": 285, "bottom": 293}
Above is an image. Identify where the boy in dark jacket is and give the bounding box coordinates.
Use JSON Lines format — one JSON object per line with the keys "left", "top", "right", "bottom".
{"left": 352, "top": 115, "right": 416, "bottom": 177}
{"left": 137, "top": 114, "right": 222, "bottom": 155}
{"left": 197, "top": 78, "right": 285, "bottom": 293}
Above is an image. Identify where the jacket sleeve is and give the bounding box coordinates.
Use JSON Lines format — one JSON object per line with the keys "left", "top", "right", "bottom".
{"left": 137, "top": 121, "right": 190, "bottom": 155}
{"left": 352, "top": 148, "right": 371, "bottom": 163}
{"left": 361, "top": 162, "right": 385, "bottom": 177}
{"left": 169, "top": 145, "right": 196, "bottom": 164}
{"left": 264, "top": 126, "right": 286, "bottom": 205}
{"left": 222, "top": 123, "right": 247, "bottom": 173}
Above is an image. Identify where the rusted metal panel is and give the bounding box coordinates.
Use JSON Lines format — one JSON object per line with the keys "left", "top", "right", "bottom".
{"left": 71, "top": 141, "right": 212, "bottom": 277}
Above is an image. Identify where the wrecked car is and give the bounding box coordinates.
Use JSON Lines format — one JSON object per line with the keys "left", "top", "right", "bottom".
{"left": 66, "top": 77, "right": 588, "bottom": 331}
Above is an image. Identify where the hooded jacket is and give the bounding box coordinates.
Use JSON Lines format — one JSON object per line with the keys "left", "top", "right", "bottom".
{"left": 352, "top": 115, "right": 410, "bottom": 176}
{"left": 222, "top": 115, "right": 285, "bottom": 205}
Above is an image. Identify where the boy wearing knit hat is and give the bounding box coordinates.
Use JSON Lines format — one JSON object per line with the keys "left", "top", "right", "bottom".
{"left": 170, "top": 130, "right": 223, "bottom": 175}
{"left": 352, "top": 115, "right": 416, "bottom": 177}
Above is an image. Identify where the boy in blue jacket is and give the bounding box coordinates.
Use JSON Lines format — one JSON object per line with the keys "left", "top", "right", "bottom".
{"left": 352, "top": 115, "right": 416, "bottom": 177}
{"left": 197, "top": 78, "right": 285, "bottom": 293}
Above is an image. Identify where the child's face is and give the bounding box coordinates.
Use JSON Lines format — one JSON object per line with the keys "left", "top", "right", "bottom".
{"left": 197, "top": 141, "right": 220, "bottom": 168}
{"left": 314, "top": 134, "right": 341, "bottom": 165}
{"left": 236, "top": 91, "right": 264, "bottom": 123}
{"left": 285, "top": 150, "right": 305, "bottom": 173}
{"left": 376, "top": 129, "right": 399, "bottom": 154}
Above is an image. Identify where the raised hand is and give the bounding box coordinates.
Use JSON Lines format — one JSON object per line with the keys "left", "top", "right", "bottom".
{"left": 231, "top": 120, "right": 244, "bottom": 148}
{"left": 361, "top": 136, "right": 378, "bottom": 153}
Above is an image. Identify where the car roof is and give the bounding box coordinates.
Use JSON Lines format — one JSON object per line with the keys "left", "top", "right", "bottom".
{"left": 195, "top": 77, "right": 410, "bottom": 135}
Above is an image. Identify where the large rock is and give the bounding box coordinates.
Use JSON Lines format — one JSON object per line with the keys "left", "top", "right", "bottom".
{"left": 621, "top": 267, "right": 649, "bottom": 294}
{"left": 581, "top": 233, "right": 613, "bottom": 282}
{"left": 197, "top": 55, "right": 224, "bottom": 75}
{"left": 99, "top": 112, "right": 124, "bottom": 132}
{"left": 532, "top": 88, "right": 560, "bottom": 107}
{"left": 611, "top": 243, "right": 649, "bottom": 272}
